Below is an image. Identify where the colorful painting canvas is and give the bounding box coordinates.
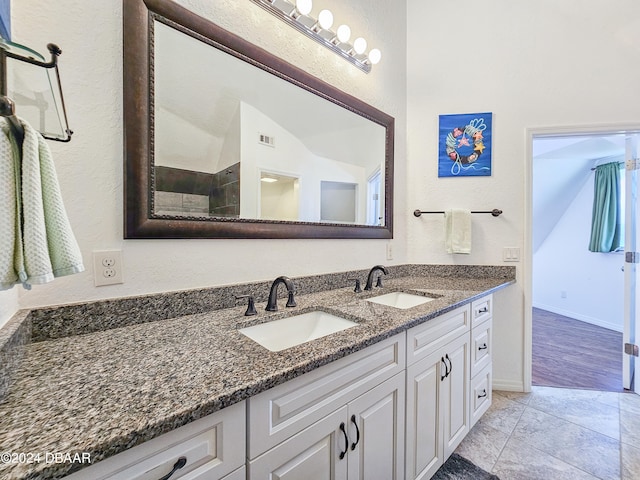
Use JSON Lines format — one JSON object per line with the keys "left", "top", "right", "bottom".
{"left": 438, "top": 112, "right": 493, "bottom": 177}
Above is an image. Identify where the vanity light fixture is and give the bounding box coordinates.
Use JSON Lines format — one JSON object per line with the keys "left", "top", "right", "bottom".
{"left": 250, "top": 0, "right": 380, "bottom": 73}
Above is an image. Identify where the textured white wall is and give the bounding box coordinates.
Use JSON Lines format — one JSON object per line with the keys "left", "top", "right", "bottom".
{"left": 9, "top": 0, "right": 407, "bottom": 309}
{"left": 0, "top": 289, "right": 18, "bottom": 327}
{"left": 407, "top": 0, "right": 640, "bottom": 390}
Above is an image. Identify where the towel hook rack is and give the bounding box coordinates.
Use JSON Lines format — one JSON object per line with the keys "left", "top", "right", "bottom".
{"left": 0, "top": 41, "right": 73, "bottom": 144}
{"left": 413, "top": 209, "right": 503, "bottom": 217}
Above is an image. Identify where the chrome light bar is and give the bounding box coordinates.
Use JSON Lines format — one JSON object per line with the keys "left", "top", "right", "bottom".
{"left": 250, "top": 0, "right": 381, "bottom": 74}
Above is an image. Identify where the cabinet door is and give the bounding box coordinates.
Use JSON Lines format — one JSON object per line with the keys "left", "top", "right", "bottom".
{"left": 442, "top": 333, "right": 470, "bottom": 458}
{"left": 347, "top": 372, "right": 405, "bottom": 480}
{"left": 405, "top": 349, "right": 445, "bottom": 480}
{"left": 248, "top": 406, "right": 348, "bottom": 480}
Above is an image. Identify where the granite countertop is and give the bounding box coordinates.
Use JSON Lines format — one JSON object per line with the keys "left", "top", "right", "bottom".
{"left": 0, "top": 272, "right": 514, "bottom": 479}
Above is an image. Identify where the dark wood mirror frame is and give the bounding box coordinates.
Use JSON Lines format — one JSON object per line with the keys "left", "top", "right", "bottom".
{"left": 123, "top": 0, "right": 394, "bottom": 239}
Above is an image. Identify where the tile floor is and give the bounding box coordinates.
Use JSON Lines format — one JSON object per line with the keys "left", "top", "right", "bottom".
{"left": 455, "top": 386, "right": 640, "bottom": 479}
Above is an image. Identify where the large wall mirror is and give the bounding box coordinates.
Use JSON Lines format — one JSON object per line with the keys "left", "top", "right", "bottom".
{"left": 124, "top": 0, "right": 394, "bottom": 239}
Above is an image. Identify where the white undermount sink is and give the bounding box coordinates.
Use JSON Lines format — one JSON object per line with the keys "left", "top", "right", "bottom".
{"left": 366, "top": 292, "right": 435, "bottom": 309}
{"left": 238, "top": 310, "right": 358, "bottom": 352}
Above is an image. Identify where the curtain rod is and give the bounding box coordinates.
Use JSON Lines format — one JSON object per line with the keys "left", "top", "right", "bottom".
{"left": 590, "top": 160, "right": 630, "bottom": 171}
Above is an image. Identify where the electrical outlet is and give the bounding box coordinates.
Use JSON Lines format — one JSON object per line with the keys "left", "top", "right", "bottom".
{"left": 386, "top": 242, "right": 393, "bottom": 260}
{"left": 93, "top": 250, "right": 124, "bottom": 286}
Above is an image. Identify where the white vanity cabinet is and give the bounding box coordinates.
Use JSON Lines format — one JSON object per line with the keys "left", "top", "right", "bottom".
{"left": 247, "top": 333, "right": 406, "bottom": 480}
{"left": 405, "top": 304, "right": 471, "bottom": 480}
{"left": 61, "top": 293, "right": 497, "bottom": 480}
{"left": 65, "top": 400, "right": 245, "bottom": 480}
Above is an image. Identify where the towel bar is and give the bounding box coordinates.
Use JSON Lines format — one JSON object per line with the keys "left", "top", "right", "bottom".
{"left": 413, "top": 209, "right": 503, "bottom": 217}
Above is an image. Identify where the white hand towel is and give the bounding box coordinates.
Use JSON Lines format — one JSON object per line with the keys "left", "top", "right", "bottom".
{"left": 0, "top": 117, "right": 84, "bottom": 290}
{"left": 444, "top": 209, "right": 472, "bottom": 254}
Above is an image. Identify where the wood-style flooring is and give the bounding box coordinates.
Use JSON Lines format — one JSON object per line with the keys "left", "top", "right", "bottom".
{"left": 532, "top": 308, "right": 624, "bottom": 392}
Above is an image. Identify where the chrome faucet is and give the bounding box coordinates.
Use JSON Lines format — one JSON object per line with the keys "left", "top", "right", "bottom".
{"left": 364, "top": 265, "right": 388, "bottom": 290}
{"left": 265, "top": 276, "right": 297, "bottom": 311}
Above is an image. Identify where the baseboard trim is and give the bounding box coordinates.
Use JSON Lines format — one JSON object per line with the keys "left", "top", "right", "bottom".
{"left": 492, "top": 379, "right": 525, "bottom": 392}
{"left": 532, "top": 303, "right": 622, "bottom": 333}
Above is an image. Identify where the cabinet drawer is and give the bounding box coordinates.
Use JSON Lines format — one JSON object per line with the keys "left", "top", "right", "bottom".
{"left": 470, "top": 365, "right": 492, "bottom": 428}
{"left": 65, "top": 401, "right": 245, "bottom": 480}
{"left": 471, "top": 295, "right": 492, "bottom": 328}
{"left": 471, "top": 318, "right": 492, "bottom": 377}
{"left": 248, "top": 333, "right": 405, "bottom": 458}
{"left": 406, "top": 305, "right": 469, "bottom": 366}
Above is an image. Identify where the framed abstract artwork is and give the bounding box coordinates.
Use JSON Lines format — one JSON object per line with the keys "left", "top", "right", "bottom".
{"left": 438, "top": 112, "right": 493, "bottom": 177}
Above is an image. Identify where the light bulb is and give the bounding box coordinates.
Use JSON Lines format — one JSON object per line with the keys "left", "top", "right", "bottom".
{"left": 295, "top": 0, "right": 312, "bottom": 15}
{"left": 295, "top": 0, "right": 312, "bottom": 16}
{"left": 318, "top": 9, "right": 333, "bottom": 30}
{"left": 368, "top": 48, "right": 382, "bottom": 64}
{"left": 353, "top": 37, "right": 367, "bottom": 55}
{"left": 336, "top": 24, "right": 351, "bottom": 43}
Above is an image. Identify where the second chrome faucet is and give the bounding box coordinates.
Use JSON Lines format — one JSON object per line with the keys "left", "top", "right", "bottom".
{"left": 265, "top": 276, "right": 297, "bottom": 311}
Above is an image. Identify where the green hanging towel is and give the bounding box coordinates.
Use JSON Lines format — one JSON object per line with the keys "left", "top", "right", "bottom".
{"left": 588, "top": 162, "right": 622, "bottom": 253}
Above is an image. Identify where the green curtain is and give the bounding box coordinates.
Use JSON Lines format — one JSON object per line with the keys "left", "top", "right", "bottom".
{"left": 589, "top": 162, "right": 622, "bottom": 252}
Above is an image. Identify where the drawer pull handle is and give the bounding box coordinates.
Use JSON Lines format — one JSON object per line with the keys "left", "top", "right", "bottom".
{"left": 440, "top": 357, "right": 447, "bottom": 381}
{"left": 476, "top": 306, "right": 488, "bottom": 315}
{"left": 339, "top": 422, "right": 349, "bottom": 459}
{"left": 350, "top": 414, "right": 360, "bottom": 450}
{"left": 158, "top": 456, "right": 187, "bottom": 480}
{"left": 478, "top": 343, "right": 488, "bottom": 351}
{"left": 478, "top": 389, "right": 487, "bottom": 399}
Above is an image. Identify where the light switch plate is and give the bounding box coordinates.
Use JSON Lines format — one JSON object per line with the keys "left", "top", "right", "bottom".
{"left": 503, "top": 247, "right": 520, "bottom": 262}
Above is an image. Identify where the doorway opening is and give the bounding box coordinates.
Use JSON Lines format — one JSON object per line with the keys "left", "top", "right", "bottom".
{"left": 259, "top": 171, "right": 300, "bottom": 221}
{"left": 367, "top": 168, "right": 382, "bottom": 226}
{"left": 320, "top": 181, "right": 357, "bottom": 223}
{"left": 530, "top": 129, "right": 638, "bottom": 392}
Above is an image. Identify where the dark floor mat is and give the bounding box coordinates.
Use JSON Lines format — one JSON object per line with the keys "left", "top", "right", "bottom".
{"left": 431, "top": 453, "right": 500, "bottom": 480}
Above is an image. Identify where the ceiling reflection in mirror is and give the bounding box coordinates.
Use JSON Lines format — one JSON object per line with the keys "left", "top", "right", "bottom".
{"left": 152, "top": 21, "right": 386, "bottom": 226}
